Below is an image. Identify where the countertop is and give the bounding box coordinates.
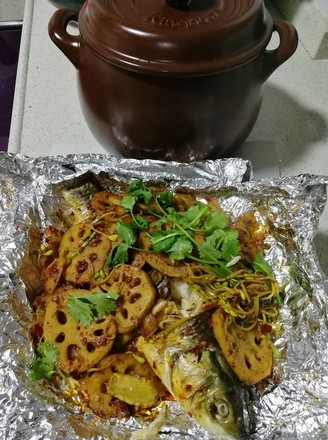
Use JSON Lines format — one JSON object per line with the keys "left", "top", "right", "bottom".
{"left": 7, "top": 0, "right": 328, "bottom": 271}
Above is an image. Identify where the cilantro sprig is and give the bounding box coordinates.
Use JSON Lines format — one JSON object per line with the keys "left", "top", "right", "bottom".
{"left": 67, "top": 292, "right": 119, "bottom": 326}
{"left": 29, "top": 341, "right": 61, "bottom": 381}
{"left": 104, "top": 220, "right": 139, "bottom": 269}
{"left": 253, "top": 252, "right": 273, "bottom": 275}
{"left": 102, "top": 179, "right": 273, "bottom": 278}
{"left": 102, "top": 179, "right": 153, "bottom": 269}
{"left": 114, "top": 179, "right": 241, "bottom": 276}
{"left": 120, "top": 179, "right": 151, "bottom": 229}
{"left": 151, "top": 199, "right": 241, "bottom": 276}
{"left": 126, "top": 179, "right": 153, "bottom": 205}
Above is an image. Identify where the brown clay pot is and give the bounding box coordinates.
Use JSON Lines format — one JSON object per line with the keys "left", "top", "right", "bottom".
{"left": 48, "top": 0, "right": 298, "bottom": 162}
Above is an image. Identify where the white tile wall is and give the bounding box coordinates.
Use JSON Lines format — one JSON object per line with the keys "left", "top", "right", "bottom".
{"left": 314, "top": 0, "right": 328, "bottom": 13}
{"left": 0, "top": 0, "right": 26, "bottom": 21}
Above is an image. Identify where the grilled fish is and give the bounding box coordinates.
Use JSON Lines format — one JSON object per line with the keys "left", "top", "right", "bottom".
{"left": 137, "top": 312, "right": 247, "bottom": 439}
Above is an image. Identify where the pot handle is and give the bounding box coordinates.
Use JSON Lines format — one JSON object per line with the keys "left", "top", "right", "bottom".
{"left": 261, "top": 20, "right": 298, "bottom": 83}
{"left": 48, "top": 9, "right": 80, "bottom": 69}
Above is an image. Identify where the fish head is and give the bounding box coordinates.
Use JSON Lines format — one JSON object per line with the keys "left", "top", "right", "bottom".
{"left": 185, "top": 349, "right": 246, "bottom": 439}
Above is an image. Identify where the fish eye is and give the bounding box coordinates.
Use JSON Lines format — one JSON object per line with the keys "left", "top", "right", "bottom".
{"left": 210, "top": 399, "right": 230, "bottom": 419}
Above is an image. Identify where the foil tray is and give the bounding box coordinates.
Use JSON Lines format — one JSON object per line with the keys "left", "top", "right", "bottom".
{"left": 0, "top": 153, "right": 327, "bottom": 440}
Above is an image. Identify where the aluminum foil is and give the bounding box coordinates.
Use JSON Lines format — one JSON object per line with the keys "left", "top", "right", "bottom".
{"left": 0, "top": 153, "right": 327, "bottom": 440}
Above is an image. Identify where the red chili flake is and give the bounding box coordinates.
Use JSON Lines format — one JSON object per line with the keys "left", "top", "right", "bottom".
{"left": 165, "top": 391, "right": 175, "bottom": 401}
{"left": 92, "top": 336, "right": 109, "bottom": 347}
{"left": 48, "top": 225, "right": 61, "bottom": 236}
{"left": 49, "top": 265, "right": 59, "bottom": 276}
{"left": 259, "top": 322, "right": 272, "bottom": 335}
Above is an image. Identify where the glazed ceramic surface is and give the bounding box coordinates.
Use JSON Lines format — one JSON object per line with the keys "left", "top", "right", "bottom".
{"left": 49, "top": 0, "right": 298, "bottom": 161}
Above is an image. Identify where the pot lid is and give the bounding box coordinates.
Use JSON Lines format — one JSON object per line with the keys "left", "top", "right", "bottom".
{"left": 78, "top": 0, "right": 273, "bottom": 74}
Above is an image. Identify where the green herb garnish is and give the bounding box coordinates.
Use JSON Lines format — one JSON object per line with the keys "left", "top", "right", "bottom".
{"left": 151, "top": 197, "right": 241, "bottom": 276}
{"left": 126, "top": 178, "right": 153, "bottom": 205}
{"left": 116, "top": 221, "right": 137, "bottom": 246}
{"left": 253, "top": 252, "right": 273, "bottom": 275}
{"left": 116, "top": 180, "right": 244, "bottom": 276}
{"left": 104, "top": 221, "right": 138, "bottom": 269}
{"left": 105, "top": 243, "right": 130, "bottom": 269}
{"left": 67, "top": 292, "right": 119, "bottom": 326}
{"left": 29, "top": 341, "right": 60, "bottom": 381}
{"left": 156, "top": 191, "right": 174, "bottom": 207}
{"left": 120, "top": 179, "right": 152, "bottom": 229}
